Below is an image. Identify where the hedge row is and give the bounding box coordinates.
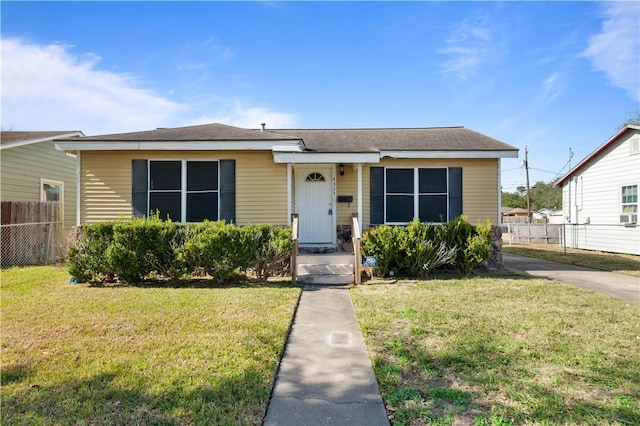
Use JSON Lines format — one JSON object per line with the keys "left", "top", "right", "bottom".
{"left": 68, "top": 216, "right": 292, "bottom": 284}
{"left": 361, "top": 216, "right": 493, "bottom": 277}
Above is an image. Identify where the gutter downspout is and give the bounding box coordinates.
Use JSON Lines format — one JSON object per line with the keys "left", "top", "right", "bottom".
{"left": 287, "top": 163, "right": 292, "bottom": 225}
{"left": 497, "top": 158, "right": 502, "bottom": 226}
{"left": 357, "top": 163, "right": 363, "bottom": 225}
{"left": 76, "top": 152, "right": 81, "bottom": 226}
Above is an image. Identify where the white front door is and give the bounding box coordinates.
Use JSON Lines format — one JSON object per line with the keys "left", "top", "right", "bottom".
{"left": 296, "top": 167, "right": 334, "bottom": 244}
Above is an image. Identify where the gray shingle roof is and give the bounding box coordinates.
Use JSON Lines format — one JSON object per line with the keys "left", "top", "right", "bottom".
{"left": 62, "top": 123, "right": 516, "bottom": 153}
{"left": 75, "top": 123, "right": 300, "bottom": 142}
{"left": 269, "top": 127, "right": 515, "bottom": 153}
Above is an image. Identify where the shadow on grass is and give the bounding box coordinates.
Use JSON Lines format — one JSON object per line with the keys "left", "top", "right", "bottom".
{"left": 504, "top": 246, "right": 640, "bottom": 273}
{"left": 372, "top": 315, "right": 640, "bottom": 425}
{"left": 87, "top": 277, "right": 301, "bottom": 290}
{"left": 1, "top": 367, "right": 272, "bottom": 425}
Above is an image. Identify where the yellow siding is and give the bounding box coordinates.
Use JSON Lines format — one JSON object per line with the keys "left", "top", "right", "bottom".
{"left": 235, "top": 152, "right": 288, "bottom": 225}
{"left": 361, "top": 158, "right": 499, "bottom": 226}
{"left": 336, "top": 165, "right": 358, "bottom": 224}
{"left": 80, "top": 151, "right": 499, "bottom": 226}
{"left": 80, "top": 151, "right": 288, "bottom": 225}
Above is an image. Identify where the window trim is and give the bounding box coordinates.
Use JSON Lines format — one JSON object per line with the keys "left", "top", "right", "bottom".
{"left": 620, "top": 184, "right": 638, "bottom": 214}
{"left": 147, "top": 159, "right": 220, "bottom": 223}
{"left": 40, "top": 178, "right": 64, "bottom": 203}
{"left": 384, "top": 167, "right": 450, "bottom": 225}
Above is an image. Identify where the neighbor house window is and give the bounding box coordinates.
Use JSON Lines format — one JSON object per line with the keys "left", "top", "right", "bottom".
{"left": 149, "top": 160, "right": 219, "bottom": 222}
{"left": 385, "top": 168, "right": 450, "bottom": 223}
{"left": 41, "top": 179, "right": 63, "bottom": 202}
{"left": 621, "top": 185, "right": 638, "bottom": 214}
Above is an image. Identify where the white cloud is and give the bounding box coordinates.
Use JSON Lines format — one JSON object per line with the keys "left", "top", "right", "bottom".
{"left": 540, "top": 72, "right": 563, "bottom": 103}
{"left": 1, "top": 38, "right": 185, "bottom": 134}
{"left": 1, "top": 38, "right": 297, "bottom": 135}
{"left": 584, "top": 2, "right": 640, "bottom": 101}
{"left": 438, "top": 20, "right": 497, "bottom": 81}
{"left": 187, "top": 102, "right": 297, "bottom": 129}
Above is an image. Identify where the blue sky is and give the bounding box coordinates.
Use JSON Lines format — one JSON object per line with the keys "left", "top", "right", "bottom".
{"left": 2, "top": 1, "right": 639, "bottom": 192}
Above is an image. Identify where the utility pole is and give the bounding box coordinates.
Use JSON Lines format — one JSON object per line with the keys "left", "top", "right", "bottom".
{"left": 567, "top": 147, "right": 573, "bottom": 221}
{"left": 524, "top": 145, "right": 531, "bottom": 223}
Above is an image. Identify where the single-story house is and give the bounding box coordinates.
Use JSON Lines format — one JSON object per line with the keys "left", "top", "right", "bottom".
{"left": 554, "top": 124, "right": 639, "bottom": 255}
{"left": 55, "top": 123, "right": 518, "bottom": 247}
{"left": 533, "top": 208, "right": 564, "bottom": 224}
{"left": 502, "top": 207, "right": 530, "bottom": 223}
{"left": 1, "top": 130, "right": 84, "bottom": 229}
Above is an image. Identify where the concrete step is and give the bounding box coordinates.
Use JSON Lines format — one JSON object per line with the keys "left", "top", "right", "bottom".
{"left": 295, "top": 253, "right": 357, "bottom": 285}
{"left": 297, "top": 263, "right": 355, "bottom": 285}
{"left": 298, "top": 263, "right": 354, "bottom": 275}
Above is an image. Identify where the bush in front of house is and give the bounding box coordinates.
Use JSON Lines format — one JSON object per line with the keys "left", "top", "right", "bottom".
{"left": 245, "top": 224, "right": 293, "bottom": 280}
{"left": 106, "top": 216, "right": 182, "bottom": 283}
{"left": 68, "top": 221, "right": 115, "bottom": 283}
{"left": 67, "top": 218, "right": 292, "bottom": 284}
{"left": 361, "top": 217, "right": 492, "bottom": 277}
{"left": 175, "top": 221, "right": 245, "bottom": 281}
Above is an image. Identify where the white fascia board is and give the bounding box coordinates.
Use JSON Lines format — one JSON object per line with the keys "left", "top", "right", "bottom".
{"left": 273, "top": 152, "right": 380, "bottom": 164}
{"left": 272, "top": 145, "right": 304, "bottom": 152}
{"left": 2, "top": 131, "right": 84, "bottom": 150}
{"left": 54, "top": 139, "right": 301, "bottom": 151}
{"left": 381, "top": 150, "right": 519, "bottom": 159}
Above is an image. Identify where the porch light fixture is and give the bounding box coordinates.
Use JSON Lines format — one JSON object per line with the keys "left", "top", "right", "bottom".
{"left": 339, "top": 163, "right": 345, "bottom": 176}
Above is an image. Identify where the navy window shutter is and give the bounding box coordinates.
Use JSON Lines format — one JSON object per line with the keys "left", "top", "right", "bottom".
{"left": 132, "top": 159, "right": 148, "bottom": 217}
{"left": 370, "top": 167, "right": 384, "bottom": 225}
{"left": 219, "top": 159, "right": 236, "bottom": 223}
{"left": 448, "top": 167, "right": 463, "bottom": 221}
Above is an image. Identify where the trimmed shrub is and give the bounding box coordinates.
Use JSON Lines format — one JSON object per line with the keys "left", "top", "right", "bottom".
{"left": 361, "top": 217, "right": 492, "bottom": 277}
{"left": 245, "top": 224, "right": 293, "bottom": 280}
{"left": 442, "top": 216, "right": 492, "bottom": 275}
{"left": 361, "top": 224, "right": 404, "bottom": 276}
{"left": 67, "top": 222, "right": 114, "bottom": 282}
{"left": 175, "top": 221, "right": 243, "bottom": 281}
{"left": 105, "top": 216, "right": 181, "bottom": 283}
{"left": 68, "top": 217, "right": 295, "bottom": 284}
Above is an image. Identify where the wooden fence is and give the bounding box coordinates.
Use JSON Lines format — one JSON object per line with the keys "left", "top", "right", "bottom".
{"left": 506, "top": 223, "right": 562, "bottom": 244}
{"left": 1, "top": 201, "right": 64, "bottom": 267}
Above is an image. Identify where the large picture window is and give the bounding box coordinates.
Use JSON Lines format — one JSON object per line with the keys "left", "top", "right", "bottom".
{"left": 385, "top": 167, "right": 451, "bottom": 224}
{"left": 148, "top": 160, "right": 219, "bottom": 222}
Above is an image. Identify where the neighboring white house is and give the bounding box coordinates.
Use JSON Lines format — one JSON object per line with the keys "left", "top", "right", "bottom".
{"left": 554, "top": 125, "right": 640, "bottom": 255}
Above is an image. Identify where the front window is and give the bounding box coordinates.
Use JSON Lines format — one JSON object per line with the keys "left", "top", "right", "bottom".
{"left": 149, "top": 160, "right": 219, "bottom": 222}
{"left": 621, "top": 185, "right": 638, "bottom": 214}
{"left": 385, "top": 168, "right": 449, "bottom": 223}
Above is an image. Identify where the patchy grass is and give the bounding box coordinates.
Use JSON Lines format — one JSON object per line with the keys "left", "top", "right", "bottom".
{"left": 1, "top": 266, "right": 300, "bottom": 425}
{"left": 503, "top": 243, "right": 640, "bottom": 277}
{"left": 352, "top": 275, "right": 640, "bottom": 425}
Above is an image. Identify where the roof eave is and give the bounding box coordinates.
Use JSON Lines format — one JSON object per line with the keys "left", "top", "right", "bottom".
{"left": 273, "top": 152, "right": 380, "bottom": 164}
{"left": 380, "top": 149, "right": 519, "bottom": 159}
{"left": 554, "top": 124, "right": 640, "bottom": 188}
{"left": 1, "top": 131, "right": 85, "bottom": 150}
{"left": 54, "top": 139, "right": 304, "bottom": 152}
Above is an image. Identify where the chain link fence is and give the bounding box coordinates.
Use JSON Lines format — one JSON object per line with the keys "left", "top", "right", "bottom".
{"left": 1, "top": 221, "right": 64, "bottom": 267}
{"left": 504, "top": 222, "right": 640, "bottom": 256}
{"left": 1, "top": 201, "right": 65, "bottom": 268}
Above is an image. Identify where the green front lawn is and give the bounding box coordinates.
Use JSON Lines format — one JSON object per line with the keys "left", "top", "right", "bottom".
{"left": 1, "top": 266, "right": 300, "bottom": 425}
{"left": 503, "top": 243, "right": 640, "bottom": 277}
{"left": 352, "top": 276, "right": 640, "bottom": 425}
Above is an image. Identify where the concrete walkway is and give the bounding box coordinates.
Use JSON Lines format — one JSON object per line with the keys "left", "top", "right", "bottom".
{"left": 503, "top": 252, "right": 639, "bottom": 305}
{"left": 264, "top": 285, "right": 389, "bottom": 426}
